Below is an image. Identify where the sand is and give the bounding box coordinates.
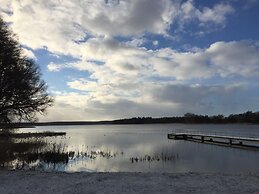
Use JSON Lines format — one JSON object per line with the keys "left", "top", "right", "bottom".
{"left": 0, "top": 170, "right": 259, "bottom": 194}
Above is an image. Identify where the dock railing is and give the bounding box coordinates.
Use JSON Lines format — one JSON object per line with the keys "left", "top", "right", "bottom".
{"left": 168, "top": 129, "right": 259, "bottom": 150}
{"left": 171, "top": 129, "right": 259, "bottom": 139}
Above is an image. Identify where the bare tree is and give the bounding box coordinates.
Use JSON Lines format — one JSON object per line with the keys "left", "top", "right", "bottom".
{"left": 0, "top": 17, "right": 53, "bottom": 124}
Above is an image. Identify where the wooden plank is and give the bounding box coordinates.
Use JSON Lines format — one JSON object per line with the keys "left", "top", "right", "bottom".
{"left": 168, "top": 132, "right": 259, "bottom": 150}
{"left": 187, "top": 134, "right": 259, "bottom": 142}
{"left": 168, "top": 133, "right": 259, "bottom": 142}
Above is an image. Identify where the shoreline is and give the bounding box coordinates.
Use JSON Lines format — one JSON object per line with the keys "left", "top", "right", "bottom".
{"left": 0, "top": 170, "right": 259, "bottom": 194}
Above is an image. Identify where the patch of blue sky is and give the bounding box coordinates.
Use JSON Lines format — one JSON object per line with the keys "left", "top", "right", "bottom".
{"left": 142, "top": 34, "right": 171, "bottom": 49}
{"left": 215, "top": 7, "right": 259, "bottom": 41}
{"left": 182, "top": 11, "right": 259, "bottom": 47}
{"left": 32, "top": 49, "right": 89, "bottom": 92}
{"left": 113, "top": 34, "right": 176, "bottom": 51}
{"left": 113, "top": 35, "right": 133, "bottom": 42}
{"left": 47, "top": 68, "right": 91, "bottom": 92}
{"left": 87, "top": 60, "right": 105, "bottom": 66}
{"left": 168, "top": 22, "right": 225, "bottom": 49}
{"left": 194, "top": 0, "right": 228, "bottom": 7}
{"left": 33, "top": 48, "right": 78, "bottom": 68}
{"left": 45, "top": 71, "right": 74, "bottom": 92}
{"left": 147, "top": 75, "right": 177, "bottom": 83}
{"left": 137, "top": 24, "right": 219, "bottom": 52}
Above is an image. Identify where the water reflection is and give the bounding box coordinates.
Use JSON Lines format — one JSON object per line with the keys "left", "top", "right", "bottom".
{"left": 130, "top": 153, "right": 179, "bottom": 163}
{"left": 2, "top": 131, "right": 179, "bottom": 171}
{"left": 0, "top": 130, "right": 69, "bottom": 171}
{"left": 9, "top": 124, "right": 259, "bottom": 173}
{"left": 68, "top": 149, "right": 120, "bottom": 160}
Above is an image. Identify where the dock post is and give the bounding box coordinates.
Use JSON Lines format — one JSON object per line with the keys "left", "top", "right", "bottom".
{"left": 167, "top": 132, "right": 259, "bottom": 149}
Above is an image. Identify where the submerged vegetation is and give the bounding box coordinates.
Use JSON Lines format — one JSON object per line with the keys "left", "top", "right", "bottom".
{"left": 0, "top": 129, "right": 67, "bottom": 170}
{"left": 130, "top": 153, "right": 179, "bottom": 163}
{"left": 0, "top": 128, "right": 179, "bottom": 171}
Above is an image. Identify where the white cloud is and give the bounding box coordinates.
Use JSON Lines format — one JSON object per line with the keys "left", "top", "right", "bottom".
{"left": 144, "top": 82, "right": 259, "bottom": 115}
{"left": 68, "top": 79, "right": 110, "bottom": 93}
{"left": 38, "top": 90, "right": 180, "bottom": 121}
{"left": 80, "top": 0, "right": 177, "bottom": 36}
{"left": 153, "top": 41, "right": 259, "bottom": 79}
{"left": 179, "top": 0, "right": 234, "bottom": 26}
{"left": 67, "top": 77, "right": 141, "bottom": 103}
{"left": 0, "top": 1, "right": 13, "bottom": 16}
{"left": 1, "top": 1, "right": 83, "bottom": 55}
{"left": 39, "top": 81, "right": 259, "bottom": 121}
{"left": 148, "top": 83, "right": 243, "bottom": 105}
{"left": 152, "top": 40, "right": 159, "bottom": 46}
{"left": 41, "top": 39, "right": 259, "bottom": 120}
{"left": 0, "top": 0, "right": 236, "bottom": 57}
{"left": 207, "top": 41, "right": 259, "bottom": 77}
{"left": 0, "top": 0, "right": 177, "bottom": 55}
{"left": 47, "top": 61, "right": 93, "bottom": 72}
{"left": 49, "top": 39, "right": 259, "bottom": 80}
{"left": 38, "top": 92, "right": 91, "bottom": 121}
{"left": 197, "top": 3, "right": 234, "bottom": 24}
{"left": 47, "top": 62, "right": 62, "bottom": 72}
{"left": 22, "top": 48, "right": 37, "bottom": 60}
{"left": 126, "top": 38, "right": 146, "bottom": 47}
{"left": 1, "top": 0, "right": 258, "bottom": 121}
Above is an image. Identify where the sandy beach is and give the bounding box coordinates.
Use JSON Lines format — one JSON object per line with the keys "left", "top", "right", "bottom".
{"left": 0, "top": 170, "right": 258, "bottom": 194}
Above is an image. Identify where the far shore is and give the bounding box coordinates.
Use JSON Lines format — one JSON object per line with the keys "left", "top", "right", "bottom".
{"left": 1, "top": 111, "right": 259, "bottom": 128}
{"left": 0, "top": 170, "right": 258, "bottom": 194}
{"left": 1, "top": 121, "right": 259, "bottom": 129}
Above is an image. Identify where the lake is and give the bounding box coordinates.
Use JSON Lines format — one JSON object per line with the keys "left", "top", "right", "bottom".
{"left": 14, "top": 124, "right": 259, "bottom": 173}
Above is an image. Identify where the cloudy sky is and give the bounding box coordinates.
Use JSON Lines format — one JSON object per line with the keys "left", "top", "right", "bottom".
{"left": 1, "top": 0, "right": 259, "bottom": 121}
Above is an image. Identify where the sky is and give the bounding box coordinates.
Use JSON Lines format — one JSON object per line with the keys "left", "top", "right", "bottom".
{"left": 0, "top": 0, "right": 259, "bottom": 121}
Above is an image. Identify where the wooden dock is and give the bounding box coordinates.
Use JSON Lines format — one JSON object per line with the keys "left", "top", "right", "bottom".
{"left": 167, "top": 132, "right": 259, "bottom": 150}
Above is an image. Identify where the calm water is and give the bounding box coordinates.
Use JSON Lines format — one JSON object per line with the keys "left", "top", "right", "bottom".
{"left": 17, "top": 124, "right": 259, "bottom": 173}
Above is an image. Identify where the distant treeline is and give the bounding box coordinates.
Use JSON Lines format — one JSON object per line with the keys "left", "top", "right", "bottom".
{"left": 112, "top": 111, "right": 259, "bottom": 124}
{"left": 1, "top": 111, "right": 259, "bottom": 128}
